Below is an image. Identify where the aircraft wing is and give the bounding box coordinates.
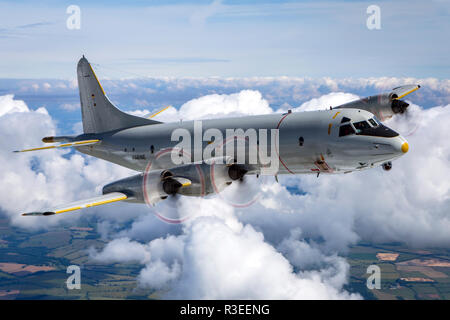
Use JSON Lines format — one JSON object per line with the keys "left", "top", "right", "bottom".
{"left": 13, "top": 139, "right": 100, "bottom": 153}
{"left": 22, "top": 192, "right": 128, "bottom": 216}
{"left": 391, "top": 85, "right": 420, "bottom": 99}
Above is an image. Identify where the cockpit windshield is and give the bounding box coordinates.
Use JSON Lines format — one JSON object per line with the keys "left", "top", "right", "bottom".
{"left": 338, "top": 116, "right": 398, "bottom": 138}
{"left": 353, "top": 120, "right": 371, "bottom": 132}
{"left": 368, "top": 118, "right": 378, "bottom": 127}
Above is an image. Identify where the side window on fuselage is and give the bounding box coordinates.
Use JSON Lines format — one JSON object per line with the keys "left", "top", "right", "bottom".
{"left": 339, "top": 124, "right": 355, "bottom": 137}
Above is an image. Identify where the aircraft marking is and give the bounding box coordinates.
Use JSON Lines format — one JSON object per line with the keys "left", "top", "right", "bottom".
{"left": 275, "top": 112, "right": 295, "bottom": 174}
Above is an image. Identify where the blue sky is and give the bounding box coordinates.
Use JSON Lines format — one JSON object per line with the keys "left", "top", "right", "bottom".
{"left": 1, "top": 1, "right": 450, "bottom": 299}
{"left": 0, "top": 0, "right": 449, "bottom": 79}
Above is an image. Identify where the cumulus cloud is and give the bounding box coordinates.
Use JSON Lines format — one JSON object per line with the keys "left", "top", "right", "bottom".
{"left": 91, "top": 214, "right": 358, "bottom": 299}
{"left": 0, "top": 94, "right": 30, "bottom": 116}
{"left": 168, "top": 217, "right": 357, "bottom": 299}
{"left": 0, "top": 95, "right": 137, "bottom": 229}
{"left": 179, "top": 89, "right": 273, "bottom": 120}
{"left": 2, "top": 82, "right": 450, "bottom": 299}
{"left": 89, "top": 237, "right": 151, "bottom": 264}
{"left": 92, "top": 90, "right": 450, "bottom": 298}
{"left": 129, "top": 89, "right": 273, "bottom": 122}
{"left": 127, "top": 106, "right": 179, "bottom": 123}
{"left": 60, "top": 102, "right": 80, "bottom": 111}
{"left": 8, "top": 76, "right": 450, "bottom": 112}
{"left": 294, "top": 92, "right": 359, "bottom": 111}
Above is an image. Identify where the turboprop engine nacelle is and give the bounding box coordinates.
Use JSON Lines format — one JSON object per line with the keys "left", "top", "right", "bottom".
{"left": 336, "top": 84, "right": 420, "bottom": 120}
{"left": 102, "top": 163, "right": 249, "bottom": 205}
{"left": 102, "top": 171, "right": 167, "bottom": 205}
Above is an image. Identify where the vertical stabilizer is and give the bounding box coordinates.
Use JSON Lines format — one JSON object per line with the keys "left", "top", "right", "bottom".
{"left": 77, "top": 56, "right": 159, "bottom": 133}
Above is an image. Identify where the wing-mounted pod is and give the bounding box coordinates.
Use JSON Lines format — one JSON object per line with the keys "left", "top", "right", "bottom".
{"left": 336, "top": 85, "right": 420, "bottom": 120}
{"left": 102, "top": 170, "right": 193, "bottom": 205}
{"left": 102, "top": 164, "right": 209, "bottom": 206}
{"left": 209, "top": 163, "right": 248, "bottom": 193}
{"left": 103, "top": 162, "right": 249, "bottom": 204}
{"left": 23, "top": 161, "right": 250, "bottom": 216}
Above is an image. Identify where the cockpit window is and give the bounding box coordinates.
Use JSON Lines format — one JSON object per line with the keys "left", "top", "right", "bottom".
{"left": 353, "top": 121, "right": 371, "bottom": 132}
{"left": 373, "top": 116, "right": 381, "bottom": 124}
{"left": 339, "top": 124, "right": 355, "bottom": 137}
{"left": 368, "top": 118, "right": 378, "bottom": 127}
{"left": 338, "top": 115, "right": 398, "bottom": 138}
{"left": 354, "top": 119, "right": 399, "bottom": 137}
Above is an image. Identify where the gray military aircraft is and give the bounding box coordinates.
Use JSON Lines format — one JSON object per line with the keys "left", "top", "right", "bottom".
{"left": 16, "top": 57, "right": 419, "bottom": 216}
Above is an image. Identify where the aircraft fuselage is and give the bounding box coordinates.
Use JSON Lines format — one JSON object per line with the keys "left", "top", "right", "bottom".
{"left": 77, "top": 108, "right": 408, "bottom": 175}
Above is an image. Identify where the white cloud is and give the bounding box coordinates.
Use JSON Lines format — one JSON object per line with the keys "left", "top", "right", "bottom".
{"left": 127, "top": 106, "right": 179, "bottom": 123}
{"left": 166, "top": 216, "right": 357, "bottom": 299}
{"left": 294, "top": 92, "right": 359, "bottom": 112}
{"left": 179, "top": 89, "right": 273, "bottom": 120}
{"left": 127, "top": 89, "right": 273, "bottom": 122}
{"left": 60, "top": 103, "right": 80, "bottom": 111}
{"left": 138, "top": 260, "right": 181, "bottom": 290}
{"left": 0, "top": 95, "right": 136, "bottom": 229}
{"left": 0, "top": 94, "right": 29, "bottom": 116}
{"left": 89, "top": 237, "right": 151, "bottom": 264}
{"left": 91, "top": 214, "right": 358, "bottom": 299}
{"left": 3, "top": 85, "right": 450, "bottom": 299}
{"left": 93, "top": 90, "right": 450, "bottom": 298}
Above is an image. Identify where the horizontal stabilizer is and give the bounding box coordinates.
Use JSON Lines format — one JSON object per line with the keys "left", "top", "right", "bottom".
{"left": 14, "top": 139, "right": 100, "bottom": 153}
{"left": 22, "top": 192, "right": 128, "bottom": 216}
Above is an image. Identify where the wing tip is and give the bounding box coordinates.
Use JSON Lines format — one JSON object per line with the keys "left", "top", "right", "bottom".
{"left": 42, "top": 136, "right": 55, "bottom": 143}
{"left": 22, "top": 211, "right": 56, "bottom": 217}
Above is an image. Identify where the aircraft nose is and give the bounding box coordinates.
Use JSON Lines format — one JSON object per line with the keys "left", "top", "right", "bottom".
{"left": 393, "top": 136, "right": 409, "bottom": 154}
{"left": 401, "top": 141, "right": 409, "bottom": 153}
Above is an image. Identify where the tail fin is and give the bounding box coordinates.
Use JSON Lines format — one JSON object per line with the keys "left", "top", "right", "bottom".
{"left": 77, "top": 56, "right": 159, "bottom": 133}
